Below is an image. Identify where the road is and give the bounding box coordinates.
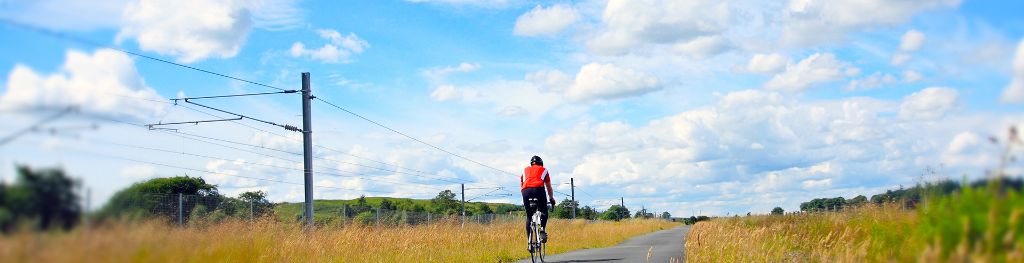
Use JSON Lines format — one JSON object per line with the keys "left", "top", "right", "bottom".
{"left": 516, "top": 225, "right": 689, "bottom": 263}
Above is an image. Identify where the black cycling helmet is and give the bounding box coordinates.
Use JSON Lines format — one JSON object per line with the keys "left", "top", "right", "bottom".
{"left": 530, "top": 155, "right": 543, "bottom": 166}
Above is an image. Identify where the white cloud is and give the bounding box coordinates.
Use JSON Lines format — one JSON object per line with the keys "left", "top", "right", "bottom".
{"left": 117, "top": 0, "right": 254, "bottom": 63}
{"left": 513, "top": 5, "right": 579, "bottom": 37}
{"left": 566, "top": 63, "right": 661, "bottom": 101}
{"left": 845, "top": 72, "right": 897, "bottom": 91}
{"left": 747, "top": 53, "right": 790, "bottom": 73}
{"left": 1002, "top": 40, "right": 1024, "bottom": 103}
{"left": 891, "top": 53, "right": 912, "bottom": 66}
{"left": 891, "top": 30, "right": 926, "bottom": 66}
{"left": 764, "top": 53, "right": 859, "bottom": 92}
{"left": 903, "top": 70, "right": 924, "bottom": 83}
{"left": 289, "top": 29, "right": 370, "bottom": 63}
{"left": 782, "top": 0, "right": 959, "bottom": 45}
{"left": 428, "top": 81, "right": 561, "bottom": 117}
{"left": 544, "top": 87, "right": 1004, "bottom": 216}
{"left": 525, "top": 69, "right": 571, "bottom": 92}
{"left": 422, "top": 62, "right": 480, "bottom": 80}
{"left": 899, "top": 87, "right": 958, "bottom": 121}
{"left": 430, "top": 85, "right": 462, "bottom": 102}
{"left": 404, "top": 0, "right": 511, "bottom": 8}
{"left": 587, "top": 0, "right": 729, "bottom": 54}
{"left": 900, "top": 30, "right": 926, "bottom": 52}
{"left": 0, "top": 49, "right": 165, "bottom": 118}
{"left": 672, "top": 35, "right": 731, "bottom": 59}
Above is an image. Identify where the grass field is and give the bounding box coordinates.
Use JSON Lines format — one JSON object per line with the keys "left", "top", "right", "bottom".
{"left": 685, "top": 182, "right": 1024, "bottom": 262}
{"left": 0, "top": 218, "right": 678, "bottom": 262}
{"left": 273, "top": 197, "right": 511, "bottom": 222}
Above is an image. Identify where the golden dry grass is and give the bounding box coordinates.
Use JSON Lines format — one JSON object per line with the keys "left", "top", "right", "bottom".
{"left": 0, "top": 218, "right": 678, "bottom": 262}
{"left": 685, "top": 205, "right": 916, "bottom": 263}
{"left": 684, "top": 185, "right": 1024, "bottom": 262}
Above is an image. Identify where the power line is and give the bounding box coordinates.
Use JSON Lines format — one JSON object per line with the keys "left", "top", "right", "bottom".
{"left": 0, "top": 18, "right": 290, "bottom": 92}
{"left": 88, "top": 136, "right": 450, "bottom": 191}
{"left": 171, "top": 90, "right": 297, "bottom": 102}
{"left": 111, "top": 93, "right": 481, "bottom": 185}
{"left": 315, "top": 97, "right": 517, "bottom": 177}
{"left": 91, "top": 116, "right": 470, "bottom": 188}
{"left": 0, "top": 106, "right": 76, "bottom": 146}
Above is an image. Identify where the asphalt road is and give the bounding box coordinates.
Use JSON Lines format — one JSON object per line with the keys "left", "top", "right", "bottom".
{"left": 516, "top": 225, "right": 689, "bottom": 263}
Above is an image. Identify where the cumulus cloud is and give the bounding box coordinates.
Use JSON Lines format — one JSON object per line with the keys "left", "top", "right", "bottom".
{"left": 0, "top": 49, "right": 165, "bottom": 118}
{"left": 427, "top": 81, "right": 561, "bottom": 117}
{"left": 747, "top": 53, "right": 790, "bottom": 73}
{"left": 764, "top": 53, "right": 859, "bottom": 92}
{"left": 422, "top": 62, "right": 480, "bottom": 80}
{"left": 1003, "top": 40, "right": 1024, "bottom": 103}
{"left": 566, "top": 63, "right": 661, "bottom": 101}
{"left": 782, "top": 0, "right": 959, "bottom": 45}
{"left": 899, "top": 87, "right": 958, "bottom": 121}
{"left": 289, "top": 29, "right": 370, "bottom": 63}
{"left": 891, "top": 30, "right": 926, "bottom": 66}
{"left": 117, "top": 0, "right": 254, "bottom": 63}
{"left": 513, "top": 5, "right": 579, "bottom": 37}
{"left": 845, "top": 72, "right": 897, "bottom": 91}
{"left": 544, "top": 87, "right": 998, "bottom": 215}
{"left": 430, "top": 85, "right": 463, "bottom": 102}
{"left": 900, "top": 30, "right": 926, "bottom": 52}
{"left": 672, "top": 35, "right": 731, "bottom": 59}
{"left": 587, "top": 0, "right": 729, "bottom": 54}
{"left": 525, "top": 69, "right": 571, "bottom": 92}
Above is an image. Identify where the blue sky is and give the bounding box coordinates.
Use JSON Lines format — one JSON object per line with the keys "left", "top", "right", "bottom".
{"left": 1, "top": 0, "right": 1023, "bottom": 217}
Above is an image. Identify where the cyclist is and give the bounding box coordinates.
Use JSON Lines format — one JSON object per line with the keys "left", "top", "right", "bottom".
{"left": 521, "top": 155, "right": 555, "bottom": 251}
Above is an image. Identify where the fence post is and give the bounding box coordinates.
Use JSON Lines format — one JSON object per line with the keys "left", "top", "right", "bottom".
{"left": 376, "top": 207, "right": 380, "bottom": 226}
{"left": 427, "top": 212, "right": 431, "bottom": 223}
{"left": 177, "top": 193, "right": 183, "bottom": 226}
{"left": 249, "top": 200, "right": 254, "bottom": 220}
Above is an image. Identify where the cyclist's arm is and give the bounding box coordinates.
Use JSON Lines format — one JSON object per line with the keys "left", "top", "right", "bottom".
{"left": 544, "top": 172, "right": 554, "bottom": 203}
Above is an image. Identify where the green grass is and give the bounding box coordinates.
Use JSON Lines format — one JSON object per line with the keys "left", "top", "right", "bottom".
{"left": 273, "top": 197, "right": 513, "bottom": 222}
{"left": 686, "top": 180, "right": 1024, "bottom": 262}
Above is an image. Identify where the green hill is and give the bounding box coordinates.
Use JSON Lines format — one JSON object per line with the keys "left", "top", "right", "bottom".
{"left": 273, "top": 196, "right": 520, "bottom": 222}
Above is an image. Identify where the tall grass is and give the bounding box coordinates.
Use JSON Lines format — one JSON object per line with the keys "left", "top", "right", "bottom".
{"left": 0, "top": 218, "right": 677, "bottom": 262}
{"left": 685, "top": 182, "right": 1024, "bottom": 262}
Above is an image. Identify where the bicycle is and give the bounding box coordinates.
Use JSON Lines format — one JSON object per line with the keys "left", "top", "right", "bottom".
{"left": 527, "top": 197, "right": 548, "bottom": 263}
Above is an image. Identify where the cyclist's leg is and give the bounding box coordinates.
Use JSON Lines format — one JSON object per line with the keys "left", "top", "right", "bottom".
{"left": 539, "top": 189, "right": 549, "bottom": 230}
{"left": 522, "top": 188, "right": 533, "bottom": 238}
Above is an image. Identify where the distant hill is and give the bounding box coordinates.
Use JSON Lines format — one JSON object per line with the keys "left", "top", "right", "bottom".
{"left": 274, "top": 196, "right": 520, "bottom": 222}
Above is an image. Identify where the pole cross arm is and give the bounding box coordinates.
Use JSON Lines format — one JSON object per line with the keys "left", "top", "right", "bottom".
{"left": 145, "top": 117, "right": 243, "bottom": 128}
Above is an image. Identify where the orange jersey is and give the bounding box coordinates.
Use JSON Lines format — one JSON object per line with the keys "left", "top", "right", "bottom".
{"left": 520, "top": 165, "right": 550, "bottom": 190}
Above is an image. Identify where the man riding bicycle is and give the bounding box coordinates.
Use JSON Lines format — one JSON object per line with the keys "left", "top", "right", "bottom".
{"left": 521, "top": 155, "right": 556, "bottom": 250}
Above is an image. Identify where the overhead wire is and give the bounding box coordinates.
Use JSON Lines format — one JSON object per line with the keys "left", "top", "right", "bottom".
{"left": 0, "top": 18, "right": 291, "bottom": 92}
{"left": 315, "top": 97, "right": 518, "bottom": 177}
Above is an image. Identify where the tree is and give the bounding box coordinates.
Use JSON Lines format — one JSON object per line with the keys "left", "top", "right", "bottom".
{"left": 848, "top": 195, "right": 868, "bottom": 206}
{"left": 474, "top": 203, "right": 493, "bottom": 215}
{"left": 99, "top": 176, "right": 221, "bottom": 223}
{"left": 379, "top": 198, "right": 395, "bottom": 211}
{"left": 553, "top": 198, "right": 578, "bottom": 219}
{"left": 578, "top": 206, "right": 598, "bottom": 220}
{"left": 353, "top": 195, "right": 371, "bottom": 213}
{"left": 430, "top": 190, "right": 460, "bottom": 215}
{"left": 0, "top": 166, "right": 81, "bottom": 231}
{"left": 600, "top": 205, "right": 630, "bottom": 221}
{"left": 771, "top": 207, "right": 784, "bottom": 215}
{"left": 495, "top": 204, "right": 522, "bottom": 214}
{"left": 661, "top": 211, "right": 671, "bottom": 219}
{"left": 238, "top": 190, "right": 273, "bottom": 218}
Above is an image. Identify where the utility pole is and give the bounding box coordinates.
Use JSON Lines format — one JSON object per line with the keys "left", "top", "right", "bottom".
{"left": 301, "top": 72, "right": 314, "bottom": 228}
{"left": 570, "top": 178, "right": 575, "bottom": 219}
{"left": 461, "top": 183, "right": 465, "bottom": 227}
{"left": 620, "top": 197, "right": 624, "bottom": 208}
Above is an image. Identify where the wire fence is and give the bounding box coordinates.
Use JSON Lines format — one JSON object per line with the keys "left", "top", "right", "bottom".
{"left": 99, "top": 192, "right": 524, "bottom": 227}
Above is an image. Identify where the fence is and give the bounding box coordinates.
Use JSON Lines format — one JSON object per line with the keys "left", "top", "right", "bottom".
{"left": 97, "top": 192, "right": 272, "bottom": 226}
{"left": 98, "top": 192, "right": 520, "bottom": 227}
